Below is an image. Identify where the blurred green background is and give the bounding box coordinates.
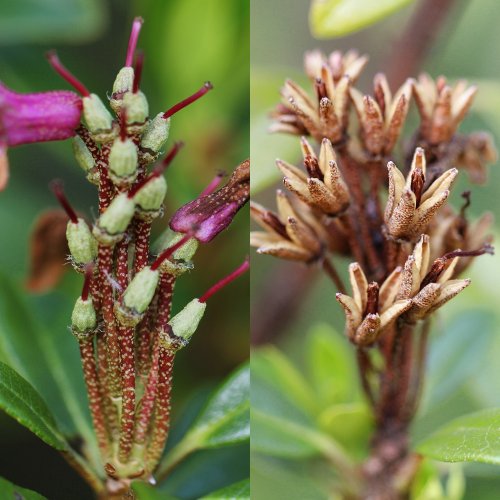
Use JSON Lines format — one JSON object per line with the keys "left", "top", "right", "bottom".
{"left": 251, "top": 0, "right": 500, "bottom": 498}
{"left": 0, "top": 0, "right": 248, "bottom": 498}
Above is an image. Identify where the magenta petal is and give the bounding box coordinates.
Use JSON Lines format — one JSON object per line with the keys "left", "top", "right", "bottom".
{"left": 0, "top": 82, "right": 82, "bottom": 146}
{"left": 171, "top": 201, "right": 239, "bottom": 243}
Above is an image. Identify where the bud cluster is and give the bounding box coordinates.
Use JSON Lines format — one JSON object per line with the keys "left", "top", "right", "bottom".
{"left": 45, "top": 18, "right": 249, "bottom": 491}
{"left": 252, "top": 48, "right": 496, "bottom": 493}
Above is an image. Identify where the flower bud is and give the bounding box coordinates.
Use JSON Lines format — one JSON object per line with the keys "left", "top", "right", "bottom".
{"left": 139, "top": 113, "right": 170, "bottom": 163}
{"left": 165, "top": 298, "right": 206, "bottom": 344}
{"left": 66, "top": 218, "right": 98, "bottom": 269}
{"left": 93, "top": 192, "right": 135, "bottom": 246}
{"left": 82, "top": 94, "right": 115, "bottom": 143}
{"left": 110, "top": 66, "right": 134, "bottom": 112}
{"left": 123, "top": 91, "right": 149, "bottom": 129}
{"left": 153, "top": 229, "right": 198, "bottom": 276}
{"left": 71, "top": 296, "right": 97, "bottom": 341}
{"left": 108, "top": 137, "right": 138, "bottom": 187}
{"left": 133, "top": 175, "right": 167, "bottom": 221}
{"left": 72, "top": 136, "right": 100, "bottom": 185}
{"left": 114, "top": 266, "right": 159, "bottom": 326}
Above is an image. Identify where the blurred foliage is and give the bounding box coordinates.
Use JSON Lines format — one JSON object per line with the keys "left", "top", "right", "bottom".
{"left": 251, "top": 0, "right": 500, "bottom": 498}
{"left": 309, "top": 0, "right": 415, "bottom": 39}
{"left": 0, "top": 0, "right": 249, "bottom": 498}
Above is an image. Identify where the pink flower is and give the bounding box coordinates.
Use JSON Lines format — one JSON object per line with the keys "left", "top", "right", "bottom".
{"left": 0, "top": 82, "right": 82, "bottom": 189}
{"left": 170, "top": 159, "right": 250, "bottom": 243}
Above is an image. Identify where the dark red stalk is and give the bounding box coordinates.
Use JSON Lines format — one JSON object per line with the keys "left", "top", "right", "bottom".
{"left": 150, "top": 233, "right": 192, "bottom": 271}
{"left": 199, "top": 259, "right": 249, "bottom": 303}
{"left": 199, "top": 171, "right": 224, "bottom": 197}
{"left": 133, "top": 51, "right": 144, "bottom": 93}
{"left": 50, "top": 180, "right": 78, "bottom": 224}
{"left": 125, "top": 17, "right": 144, "bottom": 68}
{"left": 46, "top": 51, "right": 90, "bottom": 97}
{"left": 163, "top": 82, "right": 213, "bottom": 119}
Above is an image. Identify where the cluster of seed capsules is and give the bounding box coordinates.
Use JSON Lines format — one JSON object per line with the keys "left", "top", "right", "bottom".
{"left": 48, "top": 18, "right": 248, "bottom": 486}
{"left": 252, "top": 49, "right": 496, "bottom": 346}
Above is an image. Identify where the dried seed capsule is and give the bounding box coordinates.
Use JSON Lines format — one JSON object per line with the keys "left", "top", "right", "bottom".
{"left": 139, "top": 113, "right": 170, "bottom": 163}
{"left": 93, "top": 192, "right": 135, "bottom": 246}
{"left": 115, "top": 266, "right": 160, "bottom": 327}
{"left": 71, "top": 296, "right": 97, "bottom": 341}
{"left": 67, "top": 219, "right": 98, "bottom": 269}
{"left": 82, "top": 94, "right": 115, "bottom": 143}
{"left": 108, "top": 137, "right": 138, "bottom": 187}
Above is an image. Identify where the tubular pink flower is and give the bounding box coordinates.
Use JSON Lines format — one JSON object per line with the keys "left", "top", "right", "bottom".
{"left": 0, "top": 83, "right": 82, "bottom": 146}
{"left": 170, "top": 159, "right": 249, "bottom": 242}
{"left": 0, "top": 82, "right": 82, "bottom": 189}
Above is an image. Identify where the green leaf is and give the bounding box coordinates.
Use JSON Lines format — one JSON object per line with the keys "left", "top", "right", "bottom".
{"left": 0, "top": 0, "right": 107, "bottom": 44}
{"left": 158, "top": 444, "right": 249, "bottom": 498}
{"left": 132, "top": 482, "right": 177, "bottom": 500}
{"left": 0, "top": 273, "right": 100, "bottom": 467}
{"left": 157, "top": 363, "right": 249, "bottom": 478}
{"left": 251, "top": 454, "right": 333, "bottom": 500}
{"left": 0, "top": 476, "right": 47, "bottom": 500}
{"left": 251, "top": 408, "right": 322, "bottom": 458}
{"left": 424, "top": 311, "right": 495, "bottom": 409}
{"left": 200, "top": 478, "right": 250, "bottom": 499}
{"left": 252, "top": 346, "right": 317, "bottom": 415}
{"left": 306, "top": 323, "right": 358, "bottom": 407}
{"left": 309, "top": 0, "right": 415, "bottom": 38}
{"left": 0, "top": 360, "right": 68, "bottom": 451}
{"left": 317, "top": 403, "right": 373, "bottom": 459}
{"left": 417, "top": 409, "right": 500, "bottom": 465}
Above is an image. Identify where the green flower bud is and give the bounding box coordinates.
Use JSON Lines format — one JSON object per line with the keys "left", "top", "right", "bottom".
{"left": 123, "top": 91, "right": 149, "bottom": 126}
{"left": 72, "top": 136, "right": 100, "bottom": 185}
{"left": 67, "top": 218, "right": 98, "bottom": 268}
{"left": 152, "top": 228, "right": 198, "bottom": 276}
{"left": 72, "top": 136, "right": 95, "bottom": 172}
{"left": 108, "top": 137, "right": 138, "bottom": 187}
{"left": 93, "top": 192, "right": 135, "bottom": 245}
{"left": 167, "top": 298, "right": 206, "bottom": 343}
{"left": 133, "top": 175, "right": 167, "bottom": 221}
{"left": 139, "top": 113, "right": 170, "bottom": 163}
{"left": 115, "top": 266, "right": 159, "bottom": 326}
{"left": 110, "top": 67, "right": 134, "bottom": 112}
{"left": 71, "top": 296, "right": 97, "bottom": 341}
{"left": 83, "top": 93, "right": 115, "bottom": 143}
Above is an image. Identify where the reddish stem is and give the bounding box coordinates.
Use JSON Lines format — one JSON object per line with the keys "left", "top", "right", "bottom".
{"left": 133, "top": 220, "right": 151, "bottom": 274}
{"left": 199, "top": 172, "right": 224, "bottom": 198}
{"left": 150, "top": 234, "right": 192, "bottom": 271}
{"left": 199, "top": 259, "right": 249, "bottom": 303}
{"left": 163, "top": 82, "right": 213, "bottom": 119}
{"left": 50, "top": 180, "right": 78, "bottom": 223}
{"left": 46, "top": 51, "right": 90, "bottom": 96}
{"left": 125, "top": 17, "right": 144, "bottom": 67}
{"left": 133, "top": 51, "right": 144, "bottom": 93}
{"left": 79, "top": 340, "right": 109, "bottom": 456}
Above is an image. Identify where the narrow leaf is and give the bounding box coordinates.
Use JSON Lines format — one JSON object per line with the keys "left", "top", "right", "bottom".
{"left": 310, "top": 0, "right": 415, "bottom": 39}
{"left": 417, "top": 409, "right": 500, "bottom": 464}
{"left": 200, "top": 478, "right": 250, "bottom": 499}
{"left": 157, "top": 363, "right": 249, "bottom": 478}
{"left": 252, "top": 346, "right": 317, "bottom": 415}
{"left": 0, "top": 476, "right": 47, "bottom": 500}
{"left": 0, "top": 360, "right": 68, "bottom": 451}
